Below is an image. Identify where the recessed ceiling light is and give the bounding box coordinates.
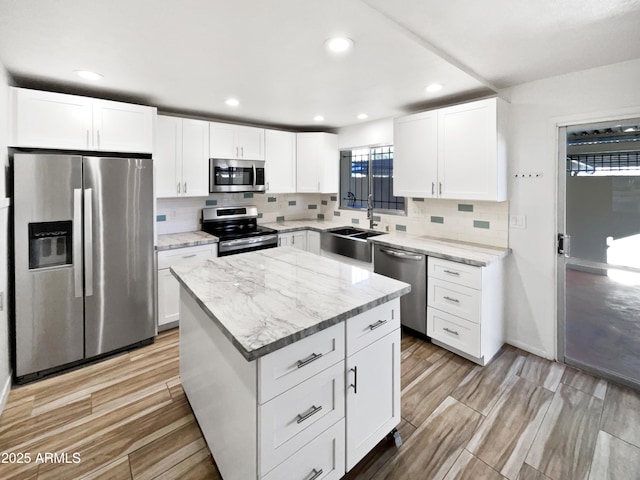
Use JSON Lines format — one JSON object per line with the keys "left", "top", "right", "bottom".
{"left": 325, "top": 37, "right": 354, "bottom": 54}
{"left": 75, "top": 70, "right": 103, "bottom": 81}
{"left": 357, "top": 113, "right": 368, "bottom": 120}
{"left": 225, "top": 98, "right": 240, "bottom": 107}
{"left": 425, "top": 83, "right": 443, "bottom": 93}
{"left": 314, "top": 115, "right": 325, "bottom": 122}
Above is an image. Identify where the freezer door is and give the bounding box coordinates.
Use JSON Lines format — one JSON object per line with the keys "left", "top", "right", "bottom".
{"left": 13, "top": 153, "right": 84, "bottom": 377}
{"left": 83, "top": 156, "right": 155, "bottom": 357}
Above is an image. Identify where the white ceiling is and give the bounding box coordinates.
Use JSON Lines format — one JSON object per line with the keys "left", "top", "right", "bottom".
{"left": 0, "top": 0, "right": 639, "bottom": 129}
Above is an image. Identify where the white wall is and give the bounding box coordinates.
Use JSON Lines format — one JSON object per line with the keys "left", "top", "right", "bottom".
{"left": 503, "top": 58, "right": 640, "bottom": 358}
{"left": 0, "top": 61, "right": 11, "bottom": 414}
{"left": 337, "top": 118, "right": 393, "bottom": 149}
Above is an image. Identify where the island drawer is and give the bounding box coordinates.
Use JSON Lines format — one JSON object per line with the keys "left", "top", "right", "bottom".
{"left": 427, "top": 278, "right": 480, "bottom": 324}
{"left": 346, "top": 297, "right": 400, "bottom": 356}
{"left": 259, "top": 360, "right": 345, "bottom": 475}
{"left": 157, "top": 244, "right": 217, "bottom": 269}
{"left": 428, "top": 257, "right": 481, "bottom": 290}
{"left": 261, "top": 419, "right": 345, "bottom": 480}
{"left": 258, "top": 323, "right": 345, "bottom": 403}
{"left": 427, "top": 307, "right": 480, "bottom": 357}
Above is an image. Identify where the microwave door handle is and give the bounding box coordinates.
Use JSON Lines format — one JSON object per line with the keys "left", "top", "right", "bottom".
{"left": 252, "top": 164, "right": 256, "bottom": 189}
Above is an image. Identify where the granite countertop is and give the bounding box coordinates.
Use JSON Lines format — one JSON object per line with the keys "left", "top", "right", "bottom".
{"left": 260, "top": 219, "right": 350, "bottom": 233}
{"left": 156, "top": 231, "right": 219, "bottom": 251}
{"left": 368, "top": 233, "right": 510, "bottom": 267}
{"left": 170, "top": 246, "right": 411, "bottom": 361}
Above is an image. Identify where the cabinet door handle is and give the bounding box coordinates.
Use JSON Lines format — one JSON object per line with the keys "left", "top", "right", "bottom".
{"left": 241, "top": 146, "right": 244, "bottom": 157}
{"left": 177, "top": 182, "right": 181, "bottom": 194}
{"left": 292, "top": 235, "right": 295, "bottom": 245}
{"left": 444, "top": 327, "right": 459, "bottom": 336}
{"left": 307, "top": 468, "right": 324, "bottom": 480}
{"left": 443, "top": 296, "right": 460, "bottom": 304}
{"left": 266, "top": 181, "right": 269, "bottom": 191}
{"left": 297, "top": 352, "right": 323, "bottom": 368}
{"left": 182, "top": 254, "right": 197, "bottom": 259}
{"left": 349, "top": 366, "right": 358, "bottom": 394}
{"left": 443, "top": 269, "right": 460, "bottom": 276}
{"left": 439, "top": 182, "right": 442, "bottom": 195}
{"left": 431, "top": 182, "right": 435, "bottom": 195}
{"left": 296, "top": 405, "right": 322, "bottom": 424}
{"left": 368, "top": 319, "right": 387, "bottom": 331}
{"left": 184, "top": 182, "right": 187, "bottom": 194}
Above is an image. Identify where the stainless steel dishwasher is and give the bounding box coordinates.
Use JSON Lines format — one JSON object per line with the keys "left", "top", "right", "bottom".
{"left": 373, "top": 244, "right": 427, "bottom": 335}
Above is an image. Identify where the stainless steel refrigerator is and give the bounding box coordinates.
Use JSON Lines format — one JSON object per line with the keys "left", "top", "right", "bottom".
{"left": 12, "top": 153, "right": 155, "bottom": 380}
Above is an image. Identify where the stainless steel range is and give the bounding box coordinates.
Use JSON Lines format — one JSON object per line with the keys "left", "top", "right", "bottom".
{"left": 202, "top": 205, "right": 278, "bottom": 256}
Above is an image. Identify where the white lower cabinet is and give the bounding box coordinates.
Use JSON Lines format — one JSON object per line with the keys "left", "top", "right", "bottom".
{"left": 426, "top": 257, "right": 504, "bottom": 365}
{"left": 278, "top": 230, "right": 306, "bottom": 250}
{"left": 156, "top": 244, "right": 217, "bottom": 329}
{"left": 345, "top": 300, "right": 401, "bottom": 470}
{"left": 262, "top": 419, "right": 345, "bottom": 480}
{"left": 278, "top": 229, "right": 323, "bottom": 255}
{"left": 179, "top": 291, "right": 401, "bottom": 480}
{"left": 307, "top": 231, "right": 321, "bottom": 255}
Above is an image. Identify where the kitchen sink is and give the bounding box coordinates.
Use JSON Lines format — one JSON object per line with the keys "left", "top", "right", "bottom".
{"left": 321, "top": 226, "right": 387, "bottom": 263}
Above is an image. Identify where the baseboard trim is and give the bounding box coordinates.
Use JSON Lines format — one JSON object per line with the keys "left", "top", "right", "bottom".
{"left": 0, "top": 372, "right": 12, "bottom": 416}
{"left": 505, "top": 339, "right": 553, "bottom": 360}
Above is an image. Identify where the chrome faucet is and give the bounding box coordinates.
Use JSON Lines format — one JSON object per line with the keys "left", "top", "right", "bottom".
{"left": 367, "top": 193, "right": 378, "bottom": 229}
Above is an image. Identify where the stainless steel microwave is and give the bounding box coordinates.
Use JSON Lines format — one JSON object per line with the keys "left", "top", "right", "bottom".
{"left": 209, "top": 158, "right": 266, "bottom": 193}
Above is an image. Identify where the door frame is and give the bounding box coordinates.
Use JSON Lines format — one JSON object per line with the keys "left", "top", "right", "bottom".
{"left": 555, "top": 108, "right": 640, "bottom": 382}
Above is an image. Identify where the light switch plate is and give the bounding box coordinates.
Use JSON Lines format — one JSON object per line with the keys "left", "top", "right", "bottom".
{"left": 510, "top": 215, "right": 527, "bottom": 229}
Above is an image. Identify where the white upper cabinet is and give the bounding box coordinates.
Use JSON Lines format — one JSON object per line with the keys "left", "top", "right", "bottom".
{"left": 437, "top": 98, "right": 507, "bottom": 201}
{"left": 92, "top": 99, "right": 155, "bottom": 153}
{"left": 10, "top": 87, "right": 155, "bottom": 153}
{"left": 393, "top": 110, "right": 438, "bottom": 198}
{"left": 155, "top": 115, "right": 209, "bottom": 198}
{"left": 393, "top": 97, "right": 507, "bottom": 202}
{"left": 265, "top": 129, "right": 296, "bottom": 193}
{"left": 296, "top": 132, "right": 339, "bottom": 193}
{"left": 209, "top": 122, "right": 265, "bottom": 160}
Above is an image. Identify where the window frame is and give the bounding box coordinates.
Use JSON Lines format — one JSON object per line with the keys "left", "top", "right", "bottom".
{"left": 339, "top": 145, "right": 406, "bottom": 216}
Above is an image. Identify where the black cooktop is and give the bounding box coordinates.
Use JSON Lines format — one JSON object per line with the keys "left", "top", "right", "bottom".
{"left": 202, "top": 220, "right": 276, "bottom": 242}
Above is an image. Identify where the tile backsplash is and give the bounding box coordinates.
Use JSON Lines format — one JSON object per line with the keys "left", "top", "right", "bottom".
{"left": 156, "top": 194, "right": 509, "bottom": 248}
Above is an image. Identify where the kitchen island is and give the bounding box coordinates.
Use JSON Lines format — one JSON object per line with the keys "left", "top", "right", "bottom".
{"left": 171, "top": 247, "right": 411, "bottom": 480}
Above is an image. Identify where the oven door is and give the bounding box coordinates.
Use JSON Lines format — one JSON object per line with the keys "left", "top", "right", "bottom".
{"left": 210, "top": 158, "right": 266, "bottom": 193}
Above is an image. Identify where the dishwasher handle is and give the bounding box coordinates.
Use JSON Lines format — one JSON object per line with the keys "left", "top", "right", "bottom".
{"left": 379, "top": 248, "right": 424, "bottom": 261}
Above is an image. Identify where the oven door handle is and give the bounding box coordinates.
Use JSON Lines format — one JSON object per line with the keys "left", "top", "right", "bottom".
{"left": 220, "top": 234, "right": 278, "bottom": 248}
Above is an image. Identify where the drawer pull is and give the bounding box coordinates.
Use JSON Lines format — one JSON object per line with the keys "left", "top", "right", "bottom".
{"left": 368, "top": 319, "right": 388, "bottom": 331}
{"left": 443, "top": 296, "right": 460, "bottom": 304}
{"left": 444, "top": 327, "right": 459, "bottom": 336}
{"left": 296, "top": 405, "right": 322, "bottom": 424}
{"left": 443, "top": 269, "right": 460, "bottom": 276}
{"left": 182, "top": 254, "right": 197, "bottom": 259}
{"left": 297, "top": 352, "right": 323, "bottom": 368}
{"left": 307, "top": 468, "right": 324, "bottom": 480}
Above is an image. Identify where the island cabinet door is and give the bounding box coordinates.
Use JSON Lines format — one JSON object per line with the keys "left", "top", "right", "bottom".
{"left": 345, "top": 329, "right": 401, "bottom": 471}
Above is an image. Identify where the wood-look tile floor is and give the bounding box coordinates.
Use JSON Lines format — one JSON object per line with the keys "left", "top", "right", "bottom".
{"left": 1, "top": 329, "right": 640, "bottom": 480}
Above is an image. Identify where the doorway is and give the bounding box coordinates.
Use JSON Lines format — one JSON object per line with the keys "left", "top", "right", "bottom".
{"left": 558, "top": 119, "right": 640, "bottom": 388}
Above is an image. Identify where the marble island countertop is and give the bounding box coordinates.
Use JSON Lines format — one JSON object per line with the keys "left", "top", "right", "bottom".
{"left": 156, "top": 231, "right": 219, "bottom": 251}
{"left": 368, "top": 233, "right": 510, "bottom": 267}
{"left": 170, "top": 246, "right": 411, "bottom": 361}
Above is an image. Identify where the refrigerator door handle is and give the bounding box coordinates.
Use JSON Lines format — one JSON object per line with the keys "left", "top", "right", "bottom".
{"left": 73, "top": 188, "right": 83, "bottom": 298}
{"left": 84, "top": 188, "right": 94, "bottom": 297}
